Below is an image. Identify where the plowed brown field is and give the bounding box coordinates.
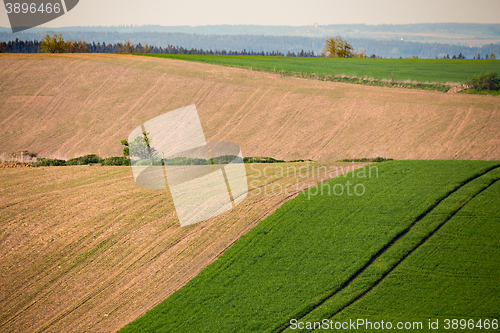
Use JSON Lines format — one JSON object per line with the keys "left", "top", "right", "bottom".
{"left": 0, "top": 53, "right": 499, "bottom": 161}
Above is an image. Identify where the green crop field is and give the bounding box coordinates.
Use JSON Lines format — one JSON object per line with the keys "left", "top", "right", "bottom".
{"left": 330, "top": 174, "right": 500, "bottom": 332}
{"left": 137, "top": 54, "right": 500, "bottom": 85}
{"left": 119, "top": 160, "right": 500, "bottom": 332}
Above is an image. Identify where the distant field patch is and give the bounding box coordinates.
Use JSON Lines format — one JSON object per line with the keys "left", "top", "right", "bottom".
{"left": 137, "top": 54, "right": 500, "bottom": 85}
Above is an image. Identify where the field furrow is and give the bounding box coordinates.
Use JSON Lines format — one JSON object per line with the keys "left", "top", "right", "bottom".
{"left": 283, "top": 166, "right": 500, "bottom": 332}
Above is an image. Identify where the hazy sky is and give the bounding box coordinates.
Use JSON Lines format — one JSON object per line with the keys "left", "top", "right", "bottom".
{"left": 1, "top": 0, "right": 500, "bottom": 28}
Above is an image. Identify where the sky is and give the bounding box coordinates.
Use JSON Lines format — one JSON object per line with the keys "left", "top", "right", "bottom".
{"left": 1, "top": 0, "right": 500, "bottom": 28}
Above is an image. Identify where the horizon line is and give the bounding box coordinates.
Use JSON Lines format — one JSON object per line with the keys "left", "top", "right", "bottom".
{"left": 2, "top": 22, "right": 500, "bottom": 30}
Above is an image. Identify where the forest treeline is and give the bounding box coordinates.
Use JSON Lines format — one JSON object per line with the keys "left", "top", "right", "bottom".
{"left": 0, "top": 37, "right": 315, "bottom": 57}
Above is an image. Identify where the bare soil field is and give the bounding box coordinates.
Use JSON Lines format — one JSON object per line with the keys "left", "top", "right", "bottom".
{"left": 0, "top": 53, "right": 499, "bottom": 161}
{"left": 0, "top": 162, "right": 366, "bottom": 332}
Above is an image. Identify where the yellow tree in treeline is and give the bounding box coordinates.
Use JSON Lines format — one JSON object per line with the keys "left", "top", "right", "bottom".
{"left": 322, "top": 35, "right": 366, "bottom": 58}
{"left": 39, "top": 34, "right": 88, "bottom": 53}
{"left": 39, "top": 33, "right": 66, "bottom": 53}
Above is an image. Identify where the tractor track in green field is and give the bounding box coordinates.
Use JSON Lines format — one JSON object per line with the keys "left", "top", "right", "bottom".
{"left": 319, "top": 178, "right": 500, "bottom": 326}
{"left": 275, "top": 164, "right": 500, "bottom": 333}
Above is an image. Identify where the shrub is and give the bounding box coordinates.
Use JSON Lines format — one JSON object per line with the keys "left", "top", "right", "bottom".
{"left": 162, "top": 157, "right": 209, "bottom": 166}
{"left": 34, "top": 158, "right": 67, "bottom": 166}
{"left": 465, "top": 72, "right": 500, "bottom": 90}
{"left": 101, "top": 156, "right": 131, "bottom": 166}
{"left": 211, "top": 155, "right": 242, "bottom": 165}
{"left": 337, "top": 157, "right": 393, "bottom": 163}
{"left": 243, "top": 157, "right": 285, "bottom": 164}
{"left": 121, "top": 139, "right": 130, "bottom": 157}
{"left": 33, "top": 154, "right": 132, "bottom": 167}
{"left": 66, "top": 154, "right": 103, "bottom": 165}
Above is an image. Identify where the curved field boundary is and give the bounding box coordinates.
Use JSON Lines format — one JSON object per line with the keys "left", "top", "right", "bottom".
{"left": 118, "top": 161, "right": 500, "bottom": 333}
{"left": 0, "top": 162, "right": 359, "bottom": 333}
{"left": 136, "top": 54, "right": 500, "bottom": 87}
{"left": 278, "top": 165, "right": 500, "bottom": 332}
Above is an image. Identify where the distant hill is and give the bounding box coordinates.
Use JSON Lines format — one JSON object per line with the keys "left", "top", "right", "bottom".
{"left": 1, "top": 30, "right": 500, "bottom": 58}
{"left": 1, "top": 23, "right": 500, "bottom": 45}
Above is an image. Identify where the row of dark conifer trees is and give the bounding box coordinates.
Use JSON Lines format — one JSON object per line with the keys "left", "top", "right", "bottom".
{"left": 0, "top": 38, "right": 320, "bottom": 57}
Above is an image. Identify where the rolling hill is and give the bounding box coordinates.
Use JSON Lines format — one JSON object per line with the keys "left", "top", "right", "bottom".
{"left": 1, "top": 53, "right": 499, "bottom": 162}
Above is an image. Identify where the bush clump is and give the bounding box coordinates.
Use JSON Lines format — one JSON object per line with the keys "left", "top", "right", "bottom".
{"left": 35, "top": 158, "right": 67, "bottom": 166}
{"left": 465, "top": 72, "right": 500, "bottom": 90}
{"left": 243, "top": 157, "right": 285, "bottom": 163}
{"left": 337, "top": 157, "right": 393, "bottom": 163}
{"left": 33, "top": 155, "right": 131, "bottom": 167}
{"left": 101, "top": 156, "right": 131, "bottom": 166}
{"left": 66, "top": 154, "right": 103, "bottom": 165}
{"left": 32, "top": 154, "right": 319, "bottom": 167}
